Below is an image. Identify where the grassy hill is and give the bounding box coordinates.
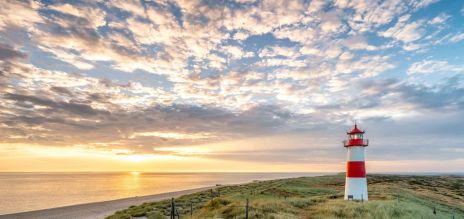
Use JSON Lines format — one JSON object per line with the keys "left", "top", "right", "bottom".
{"left": 106, "top": 174, "right": 464, "bottom": 219}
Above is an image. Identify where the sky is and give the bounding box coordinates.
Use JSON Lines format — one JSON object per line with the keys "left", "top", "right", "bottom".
{"left": 0, "top": 0, "right": 463, "bottom": 172}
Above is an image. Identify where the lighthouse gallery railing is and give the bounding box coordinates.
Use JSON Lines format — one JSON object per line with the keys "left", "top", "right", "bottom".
{"left": 343, "top": 139, "right": 369, "bottom": 147}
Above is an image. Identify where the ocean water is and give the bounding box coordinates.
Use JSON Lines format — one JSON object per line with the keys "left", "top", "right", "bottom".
{"left": 0, "top": 172, "right": 328, "bottom": 215}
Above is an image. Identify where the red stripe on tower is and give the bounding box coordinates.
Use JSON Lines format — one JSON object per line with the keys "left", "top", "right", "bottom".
{"left": 346, "top": 161, "right": 366, "bottom": 177}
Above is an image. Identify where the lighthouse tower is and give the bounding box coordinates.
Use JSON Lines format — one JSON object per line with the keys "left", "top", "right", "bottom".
{"left": 343, "top": 123, "right": 369, "bottom": 201}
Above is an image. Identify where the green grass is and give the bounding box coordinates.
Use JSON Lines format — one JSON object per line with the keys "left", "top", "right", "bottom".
{"left": 106, "top": 174, "right": 464, "bottom": 219}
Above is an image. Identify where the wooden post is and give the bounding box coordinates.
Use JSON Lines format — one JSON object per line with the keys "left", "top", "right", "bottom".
{"left": 170, "top": 198, "right": 175, "bottom": 219}
{"left": 245, "top": 198, "right": 249, "bottom": 219}
{"left": 190, "top": 202, "right": 193, "bottom": 218}
{"left": 210, "top": 189, "right": 214, "bottom": 201}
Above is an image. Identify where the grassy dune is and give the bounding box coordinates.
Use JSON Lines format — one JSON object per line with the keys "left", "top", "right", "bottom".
{"left": 106, "top": 174, "right": 464, "bottom": 219}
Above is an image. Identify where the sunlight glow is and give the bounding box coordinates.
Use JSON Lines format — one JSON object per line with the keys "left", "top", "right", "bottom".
{"left": 120, "top": 154, "right": 153, "bottom": 162}
{"left": 129, "top": 131, "right": 215, "bottom": 140}
{"left": 154, "top": 147, "right": 211, "bottom": 155}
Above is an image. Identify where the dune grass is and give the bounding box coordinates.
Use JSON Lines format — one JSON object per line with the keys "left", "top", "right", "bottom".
{"left": 106, "top": 174, "right": 464, "bottom": 219}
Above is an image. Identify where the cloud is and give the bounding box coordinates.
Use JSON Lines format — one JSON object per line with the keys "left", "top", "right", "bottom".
{"left": 360, "top": 77, "right": 464, "bottom": 111}
{"left": 220, "top": 45, "right": 254, "bottom": 60}
{"left": 47, "top": 3, "right": 106, "bottom": 29}
{"left": 428, "top": 13, "right": 451, "bottom": 25}
{"left": 449, "top": 33, "right": 464, "bottom": 43}
{"left": 258, "top": 46, "right": 298, "bottom": 58}
{"left": 0, "top": 0, "right": 43, "bottom": 31}
{"left": 0, "top": 44, "right": 27, "bottom": 60}
{"left": 341, "top": 35, "right": 378, "bottom": 51}
{"left": 319, "top": 11, "right": 345, "bottom": 33}
{"left": 380, "top": 15, "right": 424, "bottom": 43}
{"left": 0, "top": 61, "right": 301, "bottom": 153}
{"left": 407, "top": 60, "right": 464, "bottom": 74}
{"left": 410, "top": 0, "right": 440, "bottom": 10}
{"left": 335, "top": 0, "right": 409, "bottom": 32}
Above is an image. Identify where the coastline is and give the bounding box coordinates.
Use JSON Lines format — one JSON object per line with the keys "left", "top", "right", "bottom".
{"left": 0, "top": 186, "right": 213, "bottom": 219}
{"left": 0, "top": 172, "right": 322, "bottom": 216}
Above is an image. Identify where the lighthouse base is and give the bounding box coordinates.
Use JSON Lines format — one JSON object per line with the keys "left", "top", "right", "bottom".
{"left": 344, "top": 177, "right": 368, "bottom": 201}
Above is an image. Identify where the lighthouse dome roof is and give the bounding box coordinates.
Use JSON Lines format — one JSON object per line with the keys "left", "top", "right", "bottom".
{"left": 347, "top": 124, "right": 365, "bottom": 134}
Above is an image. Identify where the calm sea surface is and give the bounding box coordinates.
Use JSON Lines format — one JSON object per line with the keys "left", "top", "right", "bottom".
{"left": 0, "top": 172, "right": 328, "bottom": 215}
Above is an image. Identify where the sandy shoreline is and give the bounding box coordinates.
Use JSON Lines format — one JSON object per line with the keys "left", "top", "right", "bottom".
{"left": 0, "top": 186, "right": 212, "bottom": 219}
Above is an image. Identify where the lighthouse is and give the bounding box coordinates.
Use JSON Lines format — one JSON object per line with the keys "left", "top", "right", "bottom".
{"left": 343, "top": 123, "right": 369, "bottom": 201}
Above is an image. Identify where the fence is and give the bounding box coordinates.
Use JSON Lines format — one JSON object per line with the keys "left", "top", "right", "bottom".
{"left": 168, "top": 197, "right": 300, "bottom": 219}
{"left": 137, "top": 187, "right": 460, "bottom": 219}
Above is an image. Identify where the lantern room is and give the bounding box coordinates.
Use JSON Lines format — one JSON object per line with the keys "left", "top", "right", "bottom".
{"left": 343, "top": 124, "right": 369, "bottom": 147}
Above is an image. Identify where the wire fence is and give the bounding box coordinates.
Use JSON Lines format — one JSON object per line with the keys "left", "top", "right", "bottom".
{"left": 167, "top": 197, "right": 300, "bottom": 219}
{"left": 134, "top": 187, "right": 462, "bottom": 219}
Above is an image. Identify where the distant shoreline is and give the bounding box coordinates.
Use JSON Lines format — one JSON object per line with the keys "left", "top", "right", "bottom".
{"left": 0, "top": 186, "right": 213, "bottom": 219}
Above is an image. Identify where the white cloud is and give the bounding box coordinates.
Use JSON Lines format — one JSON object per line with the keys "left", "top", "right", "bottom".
{"left": 233, "top": 31, "right": 250, "bottom": 41}
{"left": 428, "top": 13, "right": 451, "bottom": 25}
{"left": 408, "top": 60, "right": 464, "bottom": 74}
{"left": 403, "top": 43, "right": 423, "bottom": 51}
{"left": 206, "top": 53, "right": 227, "bottom": 70}
{"left": 336, "top": 0, "right": 409, "bottom": 32}
{"left": 319, "top": 11, "right": 345, "bottom": 33}
{"left": 48, "top": 3, "right": 106, "bottom": 28}
{"left": 380, "top": 15, "right": 424, "bottom": 43}
{"left": 411, "top": 0, "right": 440, "bottom": 10}
{"left": 342, "top": 35, "right": 378, "bottom": 51}
{"left": 336, "top": 55, "right": 394, "bottom": 77}
{"left": 307, "top": 0, "right": 326, "bottom": 13}
{"left": 0, "top": 1, "right": 43, "bottom": 31}
{"left": 449, "top": 33, "right": 464, "bottom": 43}
{"left": 339, "top": 51, "right": 354, "bottom": 60}
{"left": 220, "top": 45, "right": 252, "bottom": 60}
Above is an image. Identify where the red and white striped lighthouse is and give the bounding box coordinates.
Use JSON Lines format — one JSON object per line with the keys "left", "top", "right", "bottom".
{"left": 343, "top": 123, "right": 369, "bottom": 201}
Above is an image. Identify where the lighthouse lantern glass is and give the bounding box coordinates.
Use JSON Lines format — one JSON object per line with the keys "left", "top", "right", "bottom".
{"left": 350, "top": 133, "right": 362, "bottom": 139}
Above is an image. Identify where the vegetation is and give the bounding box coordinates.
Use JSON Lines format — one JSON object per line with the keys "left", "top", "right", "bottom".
{"left": 106, "top": 174, "right": 464, "bottom": 219}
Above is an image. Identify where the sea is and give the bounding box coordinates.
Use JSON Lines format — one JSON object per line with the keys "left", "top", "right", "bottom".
{"left": 0, "top": 172, "right": 328, "bottom": 215}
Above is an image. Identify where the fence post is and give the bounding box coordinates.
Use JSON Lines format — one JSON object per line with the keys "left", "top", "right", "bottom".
{"left": 170, "top": 198, "right": 175, "bottom": 219}
{"left": 245, "top": 198, "right": 249, "bottom": 219}
{"left": 210, "top": 189, "right": 214, "bottom": 201}
{"left": 170, "top": 198, "right": 181, "bottom": 219}
{"left": 190, "top": 202, "right": 193, "bottom": 218}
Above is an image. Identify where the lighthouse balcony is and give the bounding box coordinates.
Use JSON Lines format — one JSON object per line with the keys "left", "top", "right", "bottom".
{"left": 343, "top": 139, "right": 369, "bottom": 147}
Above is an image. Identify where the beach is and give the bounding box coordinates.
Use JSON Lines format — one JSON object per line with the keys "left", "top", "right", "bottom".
{"left": 0, "top": 187, "right": 211, "bottom": 219}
